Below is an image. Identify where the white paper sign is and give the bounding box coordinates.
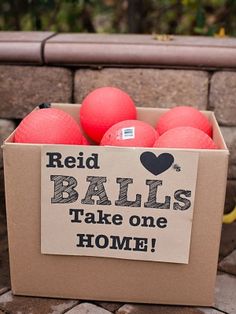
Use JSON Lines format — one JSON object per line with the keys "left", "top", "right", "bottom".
{"left": 41, "top": 145, "right": 199, "bottom": 264}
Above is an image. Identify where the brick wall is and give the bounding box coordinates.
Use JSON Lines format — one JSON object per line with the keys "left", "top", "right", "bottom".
{"left": 0, "top": 32, "right": 236, "bottom": 214}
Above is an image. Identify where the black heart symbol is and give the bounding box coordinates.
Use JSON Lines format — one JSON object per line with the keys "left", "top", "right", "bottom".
{"left": 140, "top": 152, "right": 174, "bottom": 175}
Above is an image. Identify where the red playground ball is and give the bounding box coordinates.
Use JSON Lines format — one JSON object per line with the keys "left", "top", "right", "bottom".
{"left": 80, "top": 87, "right": 137, "bottom": 143}
{"left": 153, "top": 127, "right": 217, "bottom": 149}
{"left": 14, "top": 108, "right": 84, "bottom": 145}
{"left": 100, "top": 120, "right": 159, "bottom": 147}
{"left": 156, "top": 106, "right": 212, "bottom": 137}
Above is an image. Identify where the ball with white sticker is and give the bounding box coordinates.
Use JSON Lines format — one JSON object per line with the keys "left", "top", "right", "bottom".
{"left": 101, "top": 120, "right": 159, "bottom": 147}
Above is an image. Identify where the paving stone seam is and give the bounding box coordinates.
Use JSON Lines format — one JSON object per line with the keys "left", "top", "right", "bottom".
{"left": 206, "top": 71, "right": 214, "bottom": 111}
{"left": 41, "top": 33, "right": 57, "bottom": 65}
{"left": 0, "top": 289, "right": 10, "bottom": 297}
{"left": 212, "top": 306, "right": 229, "bottom": 314}
{"left": 60, "top": 300, "right": 80, "bottom": 313}
{"left": 87, "top": 301, "right": 113, "bottom": 312}
{"left": 217, "top": 268, "right": 236, "bottom": 277}
{"left": 219, "top": 248, "right": 236, "bottom": 262}
{"left": 63, "top": 301, "right": 115, "bottom": 313}
{"left": 71, "top": 68, "right": 76, "bottom": 104}
{"left": 222, "top": 247, "right": 236, "bottom": 257}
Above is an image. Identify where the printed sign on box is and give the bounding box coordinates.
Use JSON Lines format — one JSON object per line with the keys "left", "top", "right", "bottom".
{"left": 41, "top": 145, "right": 199, "bottom": 264}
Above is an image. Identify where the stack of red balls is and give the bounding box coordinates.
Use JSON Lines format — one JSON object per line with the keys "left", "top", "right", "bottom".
{"left": 14, "top": 86, "right": 217, "bottom": 150}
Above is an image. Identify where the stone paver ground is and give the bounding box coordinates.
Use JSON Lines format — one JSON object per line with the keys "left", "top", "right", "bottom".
{"left": 1, "top": 207, "right": 236, "bottom": 313}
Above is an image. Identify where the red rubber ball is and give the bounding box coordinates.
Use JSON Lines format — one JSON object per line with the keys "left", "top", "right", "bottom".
{"left": 157, "top": 106, "right": 212, "bottom": 137}
{"left": 100, "top": 120, "right": 159, "bottom": 147}
{"left": 14, "top": 108, "right": 84, "bottom": 145}
{"left": 153, "top": 127, "right": 217, "bottom": 149}
{"left": 80, "top": 87, "right": 137, "bottom": 143}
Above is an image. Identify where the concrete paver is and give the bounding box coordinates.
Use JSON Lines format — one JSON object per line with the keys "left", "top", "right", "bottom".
{"left": 214, "top": 272, "right": 236, "bottom": 314}
{"left": 197, "top": 308, "right": 225, "bottom": 314}
{"left": 0, "top": 31, "right": 54, "bottom": 64}
{"left": 0, "top": 65, "right": 72, "bottom": 119}
{"left": 218, "top": 249, "right": 236, "bottom": 275}
{"left": 66, "top": 302, "right": 112, "bottom": 314}
{"left": 0, "top": 291, "right": 79, "bottom": 314}
{"left": 210, "top": 71, "right": 236, "bottom": 126}
{"left": 116, "top": 304, "right": 204, "bottom": 314}
{"left": 74, "top": 68, "right": 209, "bottom": 110}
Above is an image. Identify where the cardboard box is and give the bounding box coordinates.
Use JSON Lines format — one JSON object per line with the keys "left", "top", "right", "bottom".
{"left": 2, "top": 104, "right": 229, "bottom": 306}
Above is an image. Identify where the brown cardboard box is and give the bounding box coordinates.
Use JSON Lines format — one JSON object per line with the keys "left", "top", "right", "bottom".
{"left": 2, "top": 104, "right": 229, "bottom": 306}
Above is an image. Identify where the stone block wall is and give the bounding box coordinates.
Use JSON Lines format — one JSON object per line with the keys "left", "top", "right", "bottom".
{"left": 0, "top": 32, "right": 236, "bottom": 214}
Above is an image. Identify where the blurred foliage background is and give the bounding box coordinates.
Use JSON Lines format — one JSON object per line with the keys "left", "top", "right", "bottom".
{"left": 0, "top": 0, "right": 236, "bottom": 36}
